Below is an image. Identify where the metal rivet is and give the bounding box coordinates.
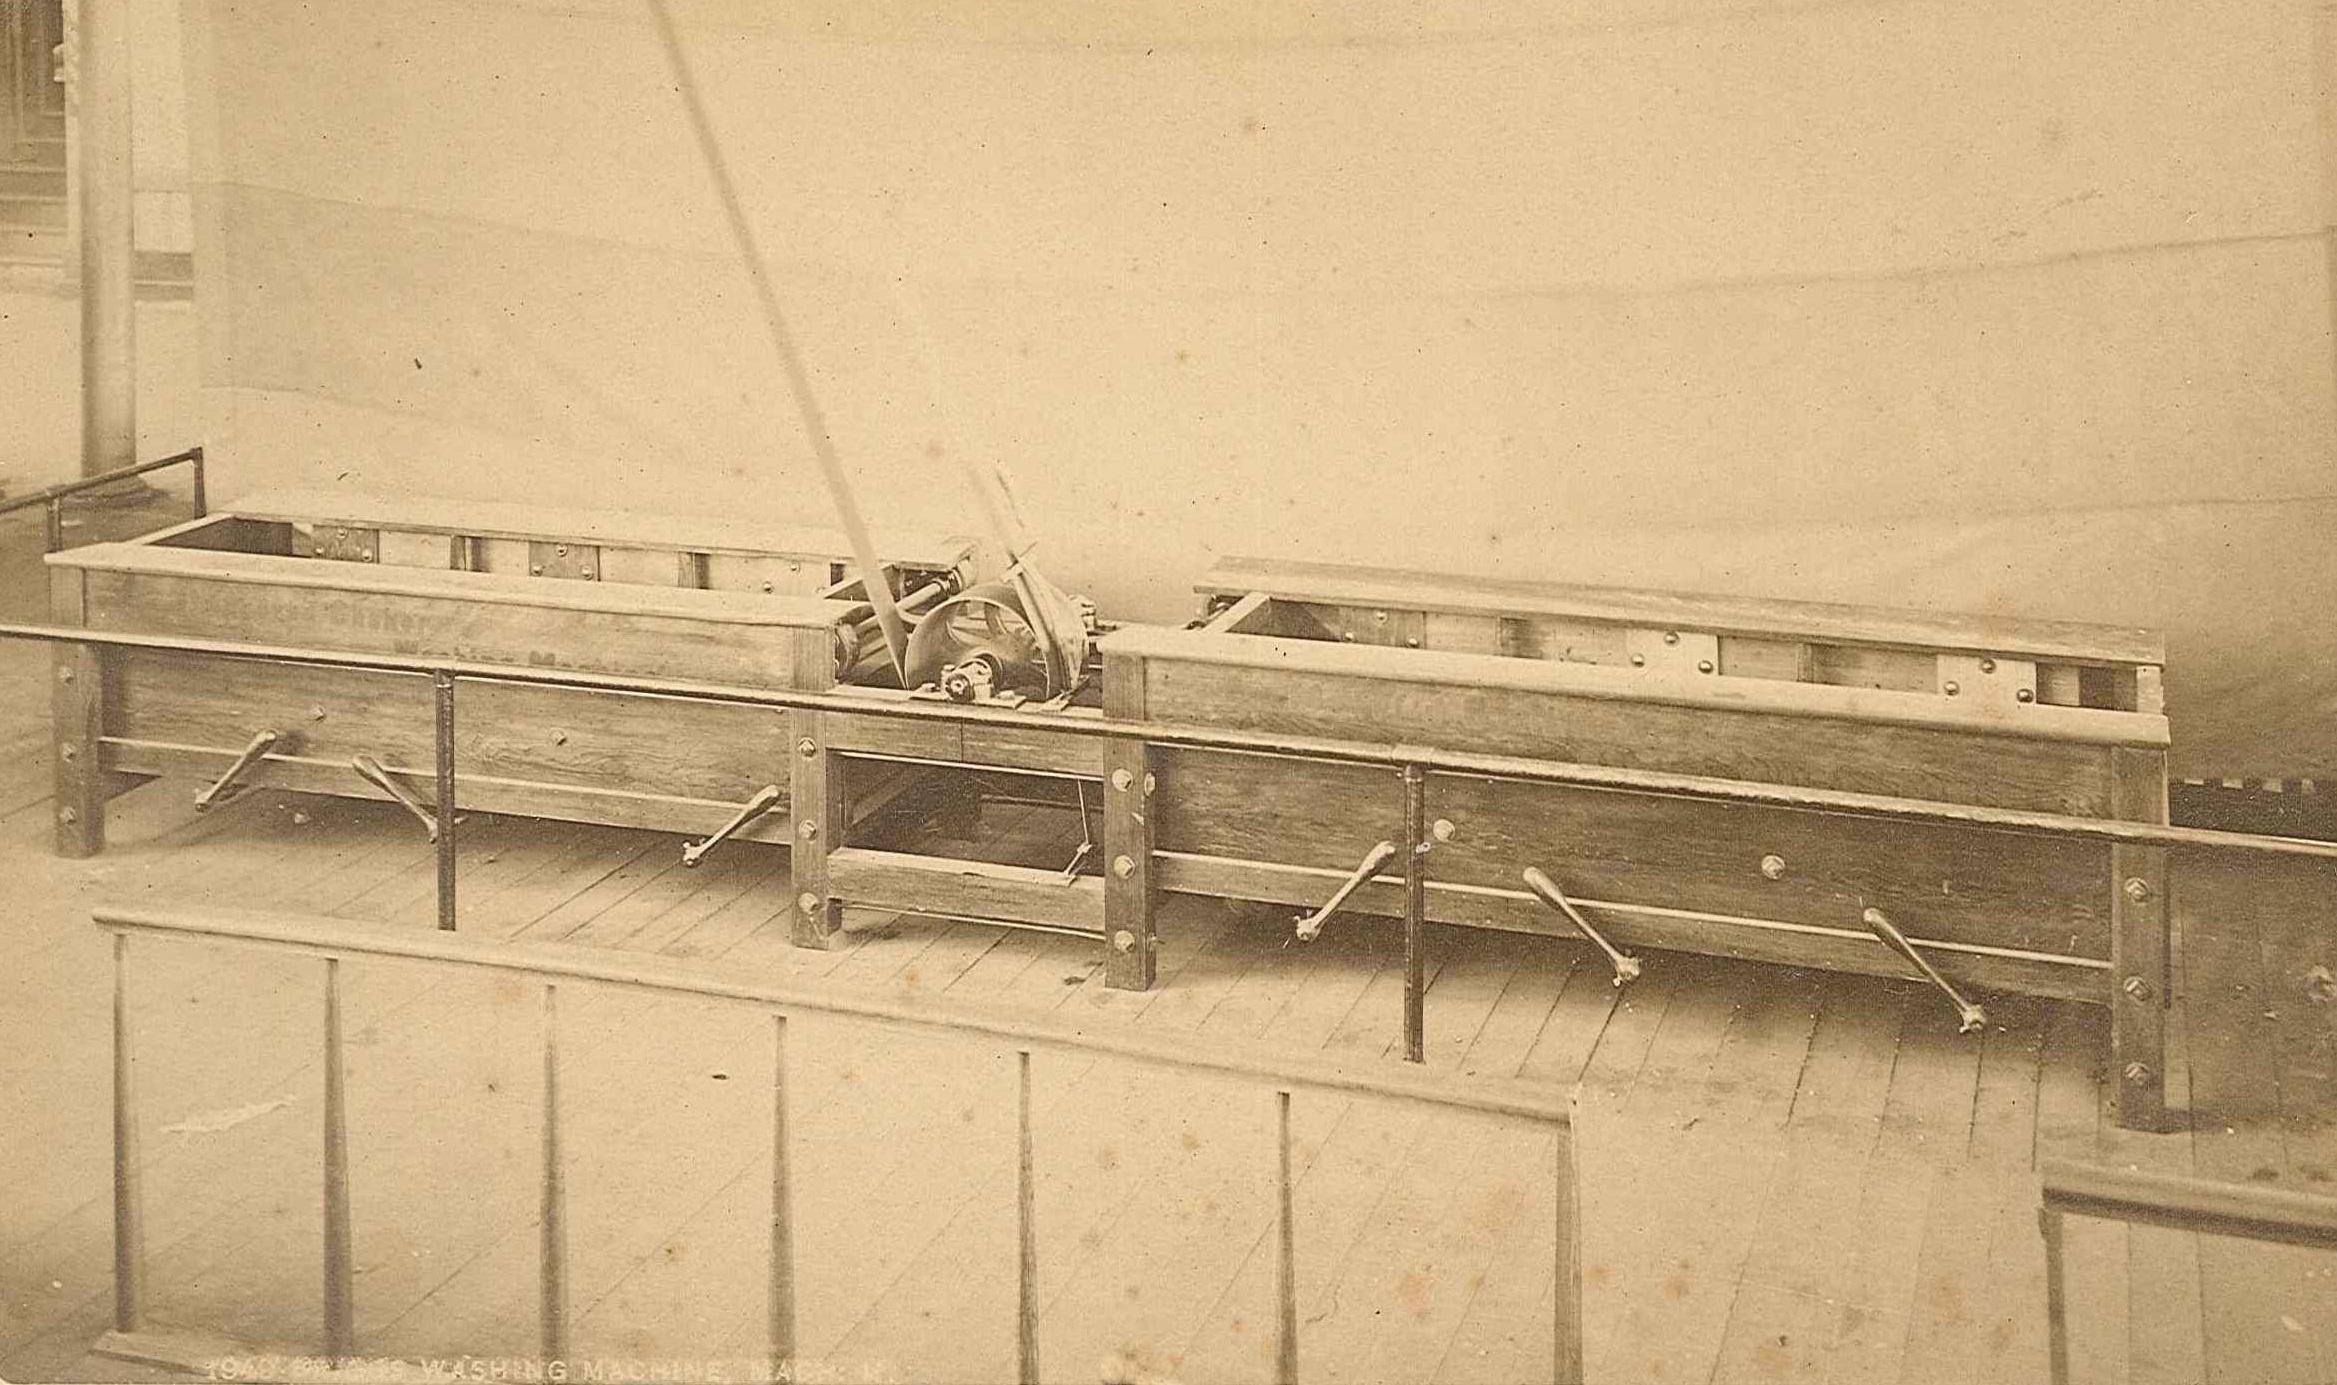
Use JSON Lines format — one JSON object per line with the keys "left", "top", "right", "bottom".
{"left": 555, "top": 544, "right": 568, "bottom": 556}
{"left": 2123, "top": 1061, "right": 2153, "bottom": 1084}
{"left": 1760, "top": 854, "right": 1786, "bottom": 880}
{"left": 1979, "top": 658, "right": 1997, "bottom": 673}
{"left": 551, "top": 730, "right": 568, "bottom": 746}
{"left": 359, "top": 550, "right": 374, "bottom": 562}
{"left": 1112, "top": 855, "right": 1137, "bottom": 878}
{"left": 58, "top": 667, "right": 74, "bottom": 684}
{"left": 1110, "top": 768, "right": 1134, "bottom": 792}
{"left": 2124, "top": 876, "right": 2153, "bottom": 903}
{"left": 796, "top": 737, "right": 818, "bottom": 759}
{"left": 1340, "top": 631, "right": 1356, "bottom": 642}
{"left": 1943, "top": 681, "right": 1960, "bottom": 696}
{"left": 1373, "top": 610, "right": 1388, "bottom": 625}
{"left": 60, "top": 808, "right": 77, "bottom": 824}
{"left": 798, "top": 820, "right": 819, "bottom": 841}
{"left": 310, "top": 706, "right": 328, "bottom": 721}
{"left": 2122, "top": 975, "right": 2155, "bottom": 1003}
{"left": 1629, "top": 654, "right": 1646, "bottom": 668}
{"left": 530, "top": 565, "right": 544, "bottom": 576}
{"left": 335, "top": 528, "right": 348, "bottom": 539}
{"left": 1113, "top": 930, "right": 1137, "bottom": 953}
{"left": 2016, "top": 689, "right": 2035, "bottom": 703}
{"left": 1431, "top": 819, "right": 1456, "bottom": 842}
{"left": 762, "top": 581, "right": 775, "bottom": 594}
{"left": 1141, "top": 772, "right": 1157, "bottom": 795}
{"left": 60, "top": 744, "right": 77, "bottom": 762}
{"left": 797, "top": 893, "right": 822, "bottom": 916}
{"left": 1697, "top": 660, "right": 1715, "bottom": 675}
{"left": 1663, "top": 631, "right": 1679, "bottom": 645}
{"left": 1405, "top": 636, "right": 1420, "bottom": 648}
{"left": 580, "top": 568, "right": 594, "bottom": 579}
{"left": 789, "top": 562, "right": 802, "bottom": 574}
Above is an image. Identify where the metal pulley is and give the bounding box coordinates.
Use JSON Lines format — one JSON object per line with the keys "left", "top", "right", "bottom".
{"left": 904, "top": 577, "right": 1090, "bottom": 705}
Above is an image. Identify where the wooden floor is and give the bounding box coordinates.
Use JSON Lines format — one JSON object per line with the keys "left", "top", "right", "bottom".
{"left": 2, "top": 512, "right": 2334, "bottom": 1384}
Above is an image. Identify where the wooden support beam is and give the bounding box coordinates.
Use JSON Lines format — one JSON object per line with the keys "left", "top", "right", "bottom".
{"left": 825, "top": 848, "right": 1105, "bottom": 936}
{"left": 1102, "top": 739, "right": 1156, "bottom": 989}
{"left": 1275, "top": 1089, "right": 1298, "bottom": 1385}
{"left": 539, "top": 985, "right": 568, "bottom": 1363}
{"left": 321, "top": 958, "right": 354, "bottom": 1359}
{"left": 111, "top": 933, "right": 144, "bottom": 1332}
{"left": 53, "top": 569, "right": 105, "bottom": 857}
{"left": 2110, "top": 745, "right": 2172, "bottom": 1131}
{"left": 769, "top": 1014, "right": 796, "bottom": 1373}
{"left": 789, "top": 711, "right": 844, "bottom": 949}
{"left": 1553, "top": 1109, "right": 1583, "bottom": 1385}
{"left": 1016, "top": 1050, "right": 1039, "bottom": 1385}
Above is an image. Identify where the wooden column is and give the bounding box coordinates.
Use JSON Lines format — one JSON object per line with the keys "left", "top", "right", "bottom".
{"left": 321, "top": 958, "right": 354, "bottom": 1360}
{"left": 2109, "top": 746, "right": 2172, "bottom": 1131}
{"left": 1102, "top": 651, "right": 1156, "bottom": 989}
{"left": 539, "top": 984, "right": 568, "bottom": 1363}
{"left": 787, "top": 710, "right": 844, "bottom": 949}
{"left": 1015, "top": 1050, "right": 1039, "bottom": 1385}
{"left": 1274, "top": 1089, "right": 1298, "bottom": 1385}
{"left": 768, "top": 1014, "right": 796, "bottom": 1373}
{"left": 1401, "top": 762, "right": 1428, "bottom": 1064}
{"left": 76, "top": 0, "right": 138, "bottom": 484}
{"left": 1552, "top": 1111, "right": 1583, "bottom": 1385}
{"left": 53, "top": 569, "right": 105, "bottom": 857}
{"left": 2039, "top": 1206, "right": 2069, "bottom": 1385}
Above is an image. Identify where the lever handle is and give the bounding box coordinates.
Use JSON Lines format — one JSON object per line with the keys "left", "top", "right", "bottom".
{"left": 352, "top": 754, "right": 442, "bottom": 842}
{"left": 1294, "top": 840, "right": 1400, "bottom": 942}
{"left": 682, "top": 784, "right": 783, "bottom": 867}
{"left": 1863, "top": 906, "right": 1987, "bottom": 1033}
{"left": 194, "top": 729, "right": 283, "bottom": 812}
{"left": 1522, "top": 867, "right": 1642, "bottom": 986}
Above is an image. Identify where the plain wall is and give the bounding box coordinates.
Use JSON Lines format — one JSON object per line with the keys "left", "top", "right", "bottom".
{"left": 177, "top": 0, "right": 2337, "bottom": 777}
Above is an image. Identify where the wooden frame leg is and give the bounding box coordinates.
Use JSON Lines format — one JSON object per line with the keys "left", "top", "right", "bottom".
{"left": 1103, "top": 741, "right": 1156, "bottom": 990}
{"left": 788, "top": 710, "right": 843, "bottom": 950}
{"left": 2110, "top": 841, "right": 2172, "bottom": 1131}
{"left": 55, "top": 641, "right": 106, "bottom": 858}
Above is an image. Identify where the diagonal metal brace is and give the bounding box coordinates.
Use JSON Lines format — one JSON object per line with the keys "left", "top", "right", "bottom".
{"left": 1294, "top": 840, "right": 1400, "bottom": 942}
{"left": 682, "top": 784, "right": 782, "bottom": 867}
{"left": 1522, "top": 867, "right": 1643, "bottom": 987}
{"left": 193, "top": 729, "right": 283, "bottom": 812}
{"left": 352, "top": 754, "right": 444, "bottom": 842}
{"left": 1863, "top": 906, "right": 1987, "bottom": 1033}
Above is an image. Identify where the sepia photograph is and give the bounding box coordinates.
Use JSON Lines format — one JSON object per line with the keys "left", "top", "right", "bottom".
{"left": 2, "top": 2, "right": 2334, "bottom": 1381}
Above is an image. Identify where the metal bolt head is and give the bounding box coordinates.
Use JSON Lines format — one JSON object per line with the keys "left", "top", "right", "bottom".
{"left": 310, "top": 706, "right": 328, "bottom": 721}
{"left": 1943, "top": 680, "right": 1960, "bottom": 696}
{"left": 1405, "top": 636, "right": 1421, "bottom": 648}
{"left": 59, "top": 744, "right": 76, "bottom": 763}
{"left": 555, "top": 544, "right": 568, "bottom": 556}
{"left": 796, "top": 737, "right": 818, "bottom": 759}
{"left": 1979, "top": 657, "right": 1997, "bottom": 673}
{"left": 798, "top": 820, "right": 819, "bottom": 841}
{"left": 530, "top": 565, "right": 544, "bottom": 576}
{"left": 1629, "top": 653, "right": 1646, "bottom": 668}
{"left": 58, "top": 667, "right": 74, "bottom": 684}
{"left": 1112, "top": 854, "right": 1137, "bottom": 879}
{"left": 796, "top": 892, "right": 821, "bottom": 916}
{"left": 1431, "top": 818, "right": 1456, "bottom": 842}
{"left": 2124, "top": 876, "right": 2153, "bottom": 903}
{"left": 1142, "top": 772, "right": 1157, "bottom": 796}
{"left": 2016, "top": 688, "right": 2035, "bottom": 703}
{"left": 1696, "top": 659, "right": 1715, "bottom": 675}
{"left": 1759, "top": 854, "right": 1786, "bottom": 880}
{"left": 1663, "top": 631, "right": 1680, "bottom": 645}
{"left": 1110, "top": 768, "right": 1134, "bottom": 792}
{"left": 1373, "top": 610, "right": 1388, "bottom": 625}
{"left": 1112, "top": 930, "right": 1136, "bottom": 953}
{"left": 2122, "top": 975, "right": 2156, "bottom": 1003}
{"left": 2123, "top": 1060, "right": 2153, "bottom": 1084}
{"left": 59, "top": 807, "right": 77, "bottom": 824}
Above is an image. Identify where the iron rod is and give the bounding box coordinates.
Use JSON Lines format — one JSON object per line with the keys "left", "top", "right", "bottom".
{"left": 1553, "top": 1115, "right": 1583, "bottom": 1385}
{"left": 2040, "top": 1156, "right": 2337, "bottom": 1251}
{"left": 5, "top": 619, "right": 2302, "bottom": 863}
{"left": 769, "top": 1014, "right": 796, "bottom": 1373}
{"left": 2040, "top": 1206, "right": 2068, "bottom": 1385}
{"left": 0, "top": 448, "right": 253, "bottom": 519}
{"left": 540, "top": 984, "right": 567, "bottom": 1363}
{"left": 434, "top": 672, "right": 457, "bottom": 931}
{"left": 322, "top": 958, "right": 354, "bottom": 1360}
{"left": 189, "top": 447, "right": 207, "bottom": 517}
{"left": 1017, "top": 1049, "right": 1039, "bottom": 1385}
{"left": 44, "top": 498, "right": 63, "bottom": 553}
{"left": 111, "top": 932, "right": 144, "bottom": 1332}
{"left": 1275, "top": 1089, "right": 1298, "bottom": 1385}
{"left": 1403, "top": 763, "right": 1427, "bottom": 1065}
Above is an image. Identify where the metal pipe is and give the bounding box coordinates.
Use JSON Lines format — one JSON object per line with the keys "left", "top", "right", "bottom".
{"left": 111, "top": 931, "right": 144, "bottom": 1332}
{"left": 44, "top": 498, "right": 64, "bottom": 554}
{"left": 322, "top": 958, "right": 354, "bottom": 1360}
{"left": 0, "top": 448, "right": 218, "bottom": 518}
{"left": 1016, "top": 1049, "right": 1039, "bottom": 1385}
{"left": 76, "top": 0, "right": 137, "bottom": 487}
{"left": 1403, "top": 763, "right": 1427, "bottom": 1065}
{"left": 2039, "top": 1156, "right": 2337, "bottom": 1251}
{"left": 433, "top": 671, "right": 458, "bottom": 931}
{"left": 5, "top": 618, "right": 2312, "bottom": 864}
{"left": 189, "top": 446, "right": 206, "bottom": 516}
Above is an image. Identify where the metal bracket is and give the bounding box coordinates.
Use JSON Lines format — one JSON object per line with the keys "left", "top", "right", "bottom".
{"left": 1521, "top": 867, "right": 1643, "bottom": 987}
{"left": 1862, "top": 906, "right": 1987, "bottom": 1033}
{"left": 1294, "top": 840, "right": 1400, "bottom": 942}
{"left": 351, "top": 754, "right": 444, "bottom": 842}
{"left": 193, "top": 729, "right": 283, "bottom": 812}
{"left": 306, "top": 525, "right": 379, "bottom": 563}
{"left": 682, "top": 784, "right": 782, "bottom": 867}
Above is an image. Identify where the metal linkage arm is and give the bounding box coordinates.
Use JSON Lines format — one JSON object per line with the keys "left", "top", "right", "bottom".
{"left": 1521, "top": 868, "right": 1643, "bottom": 987}
{"left": 1294, "top": 840, "right": 1400, "bottom": 942}
{"left": 351, "top": 754, "right": 443, "bottom": 842}
{"left": 192, "top": 730, "right": 282, "bottom": 812}
{"left": 682, "top": 784, "right": 782, "bottom": 867}
{"left": 1862, "top": 906, "right": 1987, "bottom": 1033}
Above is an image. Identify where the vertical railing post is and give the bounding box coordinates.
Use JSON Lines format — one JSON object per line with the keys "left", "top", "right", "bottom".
{"left": 189, "top": 447, "right": 208, "bottom": 517}
{"left": 539, "top": 984, "right": 567, "bottom": 1364}
{"left": 433, "top": 671, "right": 458, "bottom": 932}
{"left": 769, "top": 1013, "right": 796, "bottom": 1375}
{"left": 1275, "top": 1089, "right": 1298, "bottom": 1385}
{"left": 1553, "top": 1107, "right": 1583, "bottom": 1385}
{"left": 322, "top": 957, "right": 354, "bottom": 1361}
{"left": 2040, "top": 1206, "right": 2069, "bottom": 1385}
{"left": 1017, "top": 1049, "right": 1039, "bottom": 1385}
{"left": 1401, "top": 762, "right": 1428, "bottom": 1064}
{"left": 111, "top": 931, "right": 145, "bottom": 1333}
{"left": 44, "top": 497, "right": 64, "bottom": 554}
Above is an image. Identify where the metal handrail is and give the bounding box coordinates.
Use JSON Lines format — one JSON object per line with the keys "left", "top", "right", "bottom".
{"left": 5, "top": 614, "right": 2336, "bottom": 863}
{"left": 93, "top": 904, "right": 1585, "bottom": 1384}
{"left": 0, "top": 446, "right": 205, "bottom": 550}
{"left": 2037, "top": 1157, "right": 2337, "bottom": 1385}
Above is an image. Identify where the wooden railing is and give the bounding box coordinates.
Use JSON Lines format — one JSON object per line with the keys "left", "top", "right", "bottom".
{"left": 2038, "top": 1157, "right": 2337, "bottom": 1385}
{"left": 93, "top": 904, "right": 1585, "bottom": 1385}
{"left": 0, "top": 445, "right": 206, "bottom": 551}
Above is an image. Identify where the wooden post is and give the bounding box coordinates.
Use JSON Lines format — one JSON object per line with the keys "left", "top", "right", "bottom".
{"left": 2110, "top": 746, "right": 2171, "bottom": 1131}
{"left": 53, "top": 569, "right": 104, "bottom": 858}
{"left": 2039, "top": 1206, "right": 2069, "bottom": 1385}
{"left": 1402, "top": 762, "right": 1427, "bottom": 1064}
{"left": 1016, "top": 1050, "right": 1039, "bottom": 1385}
{"left": 78, "top": 0, "right": 140, "bottom": 486}
{"left": 1552, "top": 1109, "right": 1583, "bottom": 1385}
{"left": 322, "top": 957, "right": 354, "bottom": 1361}
{"left": 111, "top": 932, "right": 144, "bottom": 1332}
{"left": 44, "top": 497, "right": 64, "bottom": 553}
{"left": 539, "top": 984, "right": 567, "bottom": 1364}
{"left": 189, "top": 447, "right": 208, "bottom": 517}
{"left": 1102, "top": 740, "right": 1156, "bottom": 990}
{"left": 434, "top": 672, "right": 458, "bottom": 932}
{"left": 768, "top": 1013, "right": 796, "bottom": 1374}
{"left": 788, "top": 710, "right": 844, "bottom": 949}
{"left": 1275, "top": 1089, "right": 1298, "bottom": 1385}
